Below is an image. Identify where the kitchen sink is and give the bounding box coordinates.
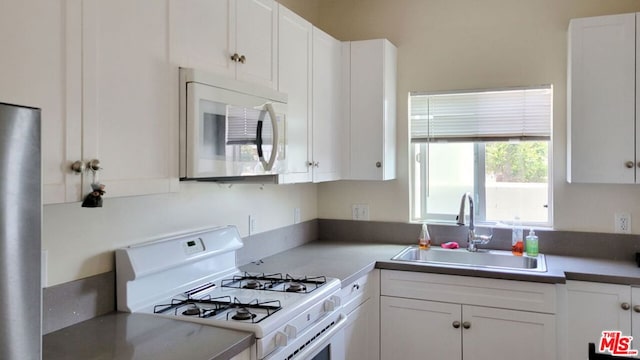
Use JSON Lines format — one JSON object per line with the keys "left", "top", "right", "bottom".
{"left": 391, "top": 246, "right": 547, "bottom": 272}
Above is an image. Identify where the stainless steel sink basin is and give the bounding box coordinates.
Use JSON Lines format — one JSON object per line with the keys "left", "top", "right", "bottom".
{"left": 391, "top": 246, "right": 546, "bottom": 272}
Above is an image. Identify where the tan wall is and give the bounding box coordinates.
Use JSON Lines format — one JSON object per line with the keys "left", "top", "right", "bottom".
{"left": 43, "top": 182, "right": 317, "bottom": 286}
{"left": 284, "top": 0, "right": 640, "bottom": 233}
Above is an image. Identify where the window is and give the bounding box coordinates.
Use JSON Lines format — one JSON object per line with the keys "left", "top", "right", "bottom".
{"left": 410, "top": 86, "right": 552, "bottom": 226}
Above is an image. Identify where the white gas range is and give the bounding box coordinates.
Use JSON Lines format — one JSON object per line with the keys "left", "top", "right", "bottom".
{"left": 115, "top": 226, "right": 346, "bottom": 360}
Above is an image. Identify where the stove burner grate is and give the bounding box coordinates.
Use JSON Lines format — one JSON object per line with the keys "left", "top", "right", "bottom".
{"left": 154, "top": 295, "right": 233, "bottom": 318}
{"left": 153, "top": 295, "right": 282, "bottom": 323}
{"left": 221, "top": 272, "right": 327, "bottom": 293}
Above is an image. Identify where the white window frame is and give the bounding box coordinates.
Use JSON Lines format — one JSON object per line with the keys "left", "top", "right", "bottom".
{"left": 409, "top": 86, "right": 553, "bottom": 227}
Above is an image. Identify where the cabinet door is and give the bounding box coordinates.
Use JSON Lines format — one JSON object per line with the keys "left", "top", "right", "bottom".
{"left": 348, "top": 39, "right": 397, "bottom": 181}
{"left": 567, "top": 281, "right": 632, "bottom": 360}
{"left": 312, "top": 27, "right": 343, "bottom": 183}
{"left": 0, "top": 0, "right": 82, "bottom": 204}
{"left": 568, "top": 13, "right": 636, "bottom": 184}
{"left": 463, "top": 305, "right": 556, "bottom": 360}
{"left": 82, "top": 0, "right": 177, "bottom": 198}
{"left": 235, "top": 0, "right": 278, "bottom": 89}
{"left": 380, "top": 296, "right": 461, "bottom": 360}
{"left": 278, "top": 5, "right": 312, "bottom": 184}
{"left": 344, "top": 297, "right": 379, "bottom": 360}
{"left": 169, "top": 0, "right": 235, "bottom": 79}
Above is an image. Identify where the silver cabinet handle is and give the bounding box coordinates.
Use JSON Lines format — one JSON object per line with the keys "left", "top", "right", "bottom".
{"left": 626, "top": 161, "right": 634, "bottom": 169}
{"left": 622, "top": 302, "right": 631, "bottom": 310}
{"left": 452, "top": 321, "right": 461, "bottom": 329}
{"left": 239, "top": 55, "right": 246, "bottom": 64}
{"left": 462, "top": 321, "right": 471, "bottom": 329}
{"left": 231, "top": 53, "right": 240, "bottom": 62}
{"left": 634, "top": 305, "right": 640, "bottom": 313}
{"left": 87, "top": 159, "right": 101, "bottom": 172}
{"left": 71, "top": 160, "right": 85, "bottom": 174}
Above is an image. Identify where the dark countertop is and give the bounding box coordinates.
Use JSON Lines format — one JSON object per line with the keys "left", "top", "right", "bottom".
{"left": 239, "top": 241, "right": 640, "bottom": 286}
{"left": 43, "top": 312, "right": 254, "bottom": 360}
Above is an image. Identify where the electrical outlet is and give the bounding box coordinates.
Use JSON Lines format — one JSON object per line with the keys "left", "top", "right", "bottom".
{"left": 249, "top": 215, "right": 257, "bottom": 235}
{"left": 351, "top": 204, "right": 370, "bottom": 221}
{"left": 294, "top": 208, "right": 301, "bottom": 224}
{"left": 615, "top": 212, "right": 631, "bottom": 234}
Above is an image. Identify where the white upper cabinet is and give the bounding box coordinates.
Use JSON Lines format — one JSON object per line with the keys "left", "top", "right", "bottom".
{"left": 0, "top": 0, "right": 81, "bottom": 204}
{"left": 344, "top": 39, "right": 397, "bottom": 181}
{"left": 70, "top": 0, "right": 178, "bottom": 201}
{"left": 312, "top": 27, "right": 344, "bottom": 183}
{"left": 277, "top": 5, "right": 313, "bottom": 184}
{"left": 170, "top": 0, "right": 278, "bottom": 89}
{"left": 568, "top": 13, "right": 637, "bottom": 183}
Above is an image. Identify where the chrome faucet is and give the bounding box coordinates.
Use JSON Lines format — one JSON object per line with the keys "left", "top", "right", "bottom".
{"left": 457, "top": 192, "right": 491, "bottom": 252}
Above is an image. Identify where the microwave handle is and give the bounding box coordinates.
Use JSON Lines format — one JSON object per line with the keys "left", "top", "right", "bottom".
{"left": 257, "top": 103, "right": 278, "bottom": 171}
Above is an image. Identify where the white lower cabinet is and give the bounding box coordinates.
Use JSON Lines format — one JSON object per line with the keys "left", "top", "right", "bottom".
{"left": 566, "top": 281, "right": 640, "bottom": 360}
{"left": 341, "top": 270, "right": 380, "bottom": 360}
{"left": 380, "top": 270, "right": 557, "bottom": 360}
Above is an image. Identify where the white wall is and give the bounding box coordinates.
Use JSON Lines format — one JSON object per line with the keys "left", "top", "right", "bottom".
{"left": 301, "top": 0, "right": 640, "bottom": 234}
{"left": 43, "top": 182, "right": 316, "bottom": 286}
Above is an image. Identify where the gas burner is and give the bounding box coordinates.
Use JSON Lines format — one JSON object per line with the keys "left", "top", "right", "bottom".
{"left": 232, "top": 308, "right": 257, "bottom": 321}
{"left": 220, "top": 272, "right": 327, "bottom": 294}
{"left": 286, "top": 282, "right": 306, "bottom": 292}
{"left": 182, "top": 306, "right": 200, "bottom": 316}
{"left": 243, "top": 279, "right": 262, "bottom": 289}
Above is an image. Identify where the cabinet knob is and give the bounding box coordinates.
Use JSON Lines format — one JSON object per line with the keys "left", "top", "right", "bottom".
{"left": 452, "top": 321, "right": 461, "bottom": 329}
{"left": 239, "top": 55, "right": 246, "bottom": 64}
{"left": 376, "top": 161, "right": 382, "bottom": 168}
{"left": 231, "top": 53, "right": 240, "bottom": 62}
{"left": 352, "top": 283, "right": 360, "bottom": 290}
{"left": 71, "top": 160, "right": 85, "bottom": 174}
{"left": 462, "top": 321, "right": 471, "bottom": 329}
{"left": 622, "top": 302, "right": 631, "bottom": 310}
{"left": 314, "top": 162, "right": 319, "bottom": 168}
{"left": 87, "top": 159, "right": 101, "bottom": 172}
{"left": 634, "top": 305, "right": 640, "bottom": 313}
{"left": 626, "top": 161, "right": 634, "bottom": 169}
{"left": 307, "top": 161, "right": 314, "bottom": 167}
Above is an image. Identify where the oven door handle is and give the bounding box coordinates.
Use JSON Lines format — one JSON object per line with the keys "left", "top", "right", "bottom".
{"left": 292, "top": 313, "right": 348, "bottom": 360}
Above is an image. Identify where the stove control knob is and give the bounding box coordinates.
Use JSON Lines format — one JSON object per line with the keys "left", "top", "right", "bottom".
{"left": 284, "top": 325, "right": 298, "bottom": 339}
{"left": 275, "top": 331, "right": 288, "bottom": 347}
{"left": 324, "top": 299, "right": 337, "bottom": 312}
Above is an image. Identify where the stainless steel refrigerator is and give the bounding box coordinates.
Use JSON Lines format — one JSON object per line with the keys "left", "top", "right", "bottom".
{"left": 0, "top": 102, "right": 41, "bottom": 360}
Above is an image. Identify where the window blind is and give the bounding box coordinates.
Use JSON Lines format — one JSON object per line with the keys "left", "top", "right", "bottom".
{"left": 410, "top": 86, "right": 552, "bottom": 143}
{"left": 226, "top": 106, "right": 272, "bottom": 145}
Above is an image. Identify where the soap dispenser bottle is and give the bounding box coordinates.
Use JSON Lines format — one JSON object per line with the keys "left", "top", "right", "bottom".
{"left": 525, "top": 229, "right": 539, "bottom": 257}
{"left": 418, "top": 223, "right": 431, "bottom": 249}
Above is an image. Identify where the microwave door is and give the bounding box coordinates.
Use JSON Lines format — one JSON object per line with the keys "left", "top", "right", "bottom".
{"left": 257, "top": 103, "right": 278, "bottom": 171}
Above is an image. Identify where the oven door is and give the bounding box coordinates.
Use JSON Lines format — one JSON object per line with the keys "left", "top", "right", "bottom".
{"left": 263, "top": 313, "right": 347, "bottom": 360}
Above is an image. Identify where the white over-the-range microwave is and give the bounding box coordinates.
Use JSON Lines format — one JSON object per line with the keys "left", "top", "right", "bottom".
{"left": 179, "top": 68, "right": 287, "bottom": 183}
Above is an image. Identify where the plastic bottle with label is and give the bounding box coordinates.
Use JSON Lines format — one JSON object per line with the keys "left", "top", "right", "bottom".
{"left": 526, "top": 229, "right": 539, "bottom": 257}
{"left": 511, "top": 217, "right": 523, "bottom": 256}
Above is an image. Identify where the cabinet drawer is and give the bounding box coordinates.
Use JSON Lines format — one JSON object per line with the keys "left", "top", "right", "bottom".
{"left": 341, "top": 270, "right": 379, "bottom": 314}
{"left": 381, "top": 270, "right": 556, "bottom": 314}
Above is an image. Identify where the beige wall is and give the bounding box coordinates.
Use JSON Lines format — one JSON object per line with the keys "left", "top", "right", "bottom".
{"left": 43, "top": 182, "right": 317, "bottom": 286}
{"left": 281, "top": 0, "right": 640, "bottom": 233}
